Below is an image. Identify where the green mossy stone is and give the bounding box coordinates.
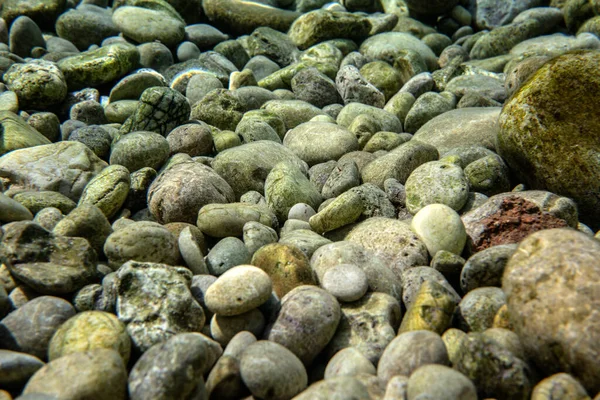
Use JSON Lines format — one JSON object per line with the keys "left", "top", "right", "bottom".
{"left": 13, "top": 191, "right": 76, "bottom": 215}
{"left": 0, "top": 111, "right": 51, "bottom": 156}
{"left": 405, "top": 161, "right": 470, "bottom": 214}
{"left": 359, "top": 61, "right": 403, "bottom": 101}
{"left": 57, "top": 43, "right": 139, "bottom": 90}
{"left": 288, "top": 10, "right": 371, "bottom": 50}
{"left": 212, "top": 141, "right": 308, "bottom": 199}
{"left": 265, "top": 162, "right": 322, "bottom": 222}
{"left": 203, "top": 0, "right": 301, "bottom": 35}
{"left": 110, "top": 131, "right": 170, "bottom": 172}
{"left": 112, "top": 6, "right": 185, "bottom": 48}
{"left": 4, "top": 60, "right": 67, "bottom": 109}
{"left": 197, "top": 202, "right": 277, "bottom": 238}
{"left": 498, "top": 50, "right": 600, "bottom": 230}
{"left": 78, "top": 165, "right": 130, "bottom": 220}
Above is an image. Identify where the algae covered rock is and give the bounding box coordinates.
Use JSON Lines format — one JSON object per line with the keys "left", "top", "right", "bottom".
{"left": 57, "top": 42, "right": 139, "bottom": 90}
{"left": 498, "top": 50, "right": 600, "bottom": 230}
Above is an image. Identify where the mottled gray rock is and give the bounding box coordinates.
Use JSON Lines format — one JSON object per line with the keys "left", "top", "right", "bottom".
{"left": 148, "top": 161, "right": 234, "bottom": 224}
{"left": 405, "top": 160, "right": 470, "bottom": 214}
{"left": 206, "top": 237, "right": 251, "bottom": 276}
{"left": 265, "top": 162, "right": 323, "bottom": 222}
{"left": 113, "top": 5, "right": 185, "bottom": 48}
{"left": 377, "top": 330, "right": 449, "bottom": 383}
{"left": 55, "top": 5, "right": 119, "bottom": 50}
{"left": 456, "top": 287, "right": 506, "bottom": 332}
{"left": 324, "top": 347, "right": 376, "bottom": 378}
{"left": 361, "top": 140, "right": 439, "bottom": 188}
{"left": 503, "top": 228, "right": 600, "bottom": 394}
{"left": 212, "top": 141, "right": 308, "bottom": 199}
{"left": 407, "top": 364, "right": 477, "bottom": 400}
{"left": 283, "top": 122, "right": 359, "bottom": 167}
{"left": 53, "top": 204, "right": 112, "bottom": 256}
{"left": 325, "top": 292, "right": 401, "bottom": 364}
{"left": 0, "top": 221, "right": 97, "bottom": 295}
{"left": 243, "top": 221, "right": 278, "bottom": 255}
{"left": 104, "top": 221, "right": 180, "bottom": 269}
{"left": 345, "top": 217, "right": 429, "bottom": 279}
{"left": 454, "top": 333, "right": 532, "bottom": 399}
{"left": 197, "top": 202, "right": 277, "bottom": 238}
{"left": 240, "top": 340, "right": 307, "bottom": 399}
{"left": 265, "top": 285, "right": 340, "bottom": 366}
{"left": 0, "top": 141, "right": 107, "bottom": 201}
{"left": 128, "top": 333, "right": 211, "bottom": 400}
{"left": 404, "top": 92, "right": 455, "bottom": 134}
{"left": 412, "top": 107, "right": 501, "bottom": 153}
{"left": 110, "top": 131, "right": 170, "bottom": 172}
{"left": 0, "top": 296, "right": 75, "bottom": 360}
{"left": 360, "top": 32, "right": 438, "bottom": 71}
{"left": 461, "top": 244, "right": 517, "bottom": 292}
{"left": 115, "top": 261, "right": 205, "bottom": 352}
{"left": 336, "top": 65, "right": 385, "bottom": 108}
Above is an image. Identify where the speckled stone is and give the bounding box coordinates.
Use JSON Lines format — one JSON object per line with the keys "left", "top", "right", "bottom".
{"left": 115, "top": 261, "right": 205, "bottom": 352}
{"left": 377, "top": 330, "right": 449, "bottom": 383}
{"left": 240, "top": 340, "right": 307, "bottom": 399}
{"left": 325, "top": 292, "right": 401, "bottom": 364}
{"left": 128, "top": 333, "right": 213, "bottom": 400}
{"left": 265, "top": 285, "right": 340, "bottom": 366}
{"left": 104, "top": 221, "right": 180, "bottom": 269}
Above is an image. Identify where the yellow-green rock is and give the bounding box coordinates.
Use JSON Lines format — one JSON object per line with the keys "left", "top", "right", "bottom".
{"left": 78, "top": 165, "right": 130, "bottom": 219}
{"left": 57, "top": 43, "right": 139, "bottom": 90}
{"left": 197, "top": 202, "right": 277, "bottom": 238}
{"left": 399, "top": 280, "right": 456, "bottom": 335}
{"left": 0, "top": 111, "right": 50, "bottom": 156}
{"left": 48, "top": 311, "right": 131, "bottom": 363}
{"left": 498, "top": 50, "right": 600, "bottom": 230}
{"left": 250, "top": 243, "right": 316, "bottom": 298}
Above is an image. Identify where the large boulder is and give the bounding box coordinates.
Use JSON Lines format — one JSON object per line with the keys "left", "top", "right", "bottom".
{"left": 503, "top": 228, "right": 600, "bottom": 394}
{"left": 498, "top": 50, "right": 600, "bottom": 230}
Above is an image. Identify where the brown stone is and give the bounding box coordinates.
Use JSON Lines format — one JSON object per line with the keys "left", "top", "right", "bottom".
{"left": 464, "top": 195, "right": 568, "bottom": 253}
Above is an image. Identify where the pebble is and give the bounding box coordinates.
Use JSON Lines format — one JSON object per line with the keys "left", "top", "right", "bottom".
{"left": 115, "top": 261, "right": 205, "bottom": 352}
{"left": 240, "top": 340, "right": 307, "bottom": 399}
{"left": 410, "top": 203, "right": 467, "bottom": 257}
{"left": 321, "top": 264, "right": 368, "bottom": 302}
{"left": 377, "top": 330, "right": 449, "bottom": 383}
{"left": 1, "top": 0, "right": 600, "bottom": 397}
{"left": 204, "top": 265, "right": 272, "bottom": 316}
{"left": 0, "top": 296, "right": 75, "bottom": 360}
{"left": 48, "top": 311, "right": 130, "bottom": 363}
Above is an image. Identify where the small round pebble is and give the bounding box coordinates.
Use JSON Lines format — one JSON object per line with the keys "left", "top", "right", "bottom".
{"left": 410, "top": 203, "right": 467, "bottom": 257}
{"left": 287, "top": 202, "right": 317, "bottom": 222}
{"left": 322, "top": 264, "right": 368, "bottom": 302}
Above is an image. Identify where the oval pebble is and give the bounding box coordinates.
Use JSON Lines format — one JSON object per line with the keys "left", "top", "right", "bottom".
{"left": 322, "top": 264, "right": 369, "bottom": 302}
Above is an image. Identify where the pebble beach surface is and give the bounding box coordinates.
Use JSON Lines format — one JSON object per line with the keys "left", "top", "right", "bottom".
{"left": 0, "top": 0, "right": 600, "bottom": 399}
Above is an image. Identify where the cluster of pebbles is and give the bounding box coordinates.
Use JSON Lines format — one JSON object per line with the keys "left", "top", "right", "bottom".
{"left": 1, "top": 0, "right": 600, "bottom": 398}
